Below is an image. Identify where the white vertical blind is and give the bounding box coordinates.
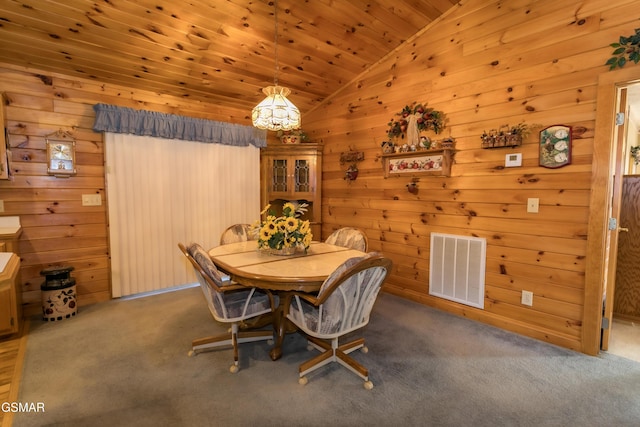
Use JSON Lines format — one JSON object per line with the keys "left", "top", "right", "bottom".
{"left": 105, "top": 133, "right": 260, "bottom": 297}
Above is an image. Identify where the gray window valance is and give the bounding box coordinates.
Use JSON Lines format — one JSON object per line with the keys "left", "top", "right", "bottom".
{"left": 92, "top": 103, "right": 266, "bottom": 148}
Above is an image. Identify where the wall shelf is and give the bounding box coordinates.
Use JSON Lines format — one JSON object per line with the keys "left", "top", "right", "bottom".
{"left": 381, "top": 148, "right": 454, "bottom": 178}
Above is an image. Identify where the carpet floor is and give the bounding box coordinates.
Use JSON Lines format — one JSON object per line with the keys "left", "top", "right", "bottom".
{"left": 12, "top": 286, "right": 640, "bottom": 427}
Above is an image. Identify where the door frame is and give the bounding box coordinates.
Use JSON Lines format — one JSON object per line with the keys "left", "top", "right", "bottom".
{"left": 583, "top": 67, "right": 640, "bottom": 356}
{"left": 601, "top": 87, "right": 629, "bottom": 351}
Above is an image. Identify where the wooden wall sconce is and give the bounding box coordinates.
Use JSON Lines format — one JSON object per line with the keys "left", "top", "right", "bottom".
{"left": 340, "top": 149, "right": 364, "bottom": 181}
{"left": 345, "top": 165, "right": 359, "bottom": 181}
{"left": 406, "top": 178, "right": 419, "bottom": 194}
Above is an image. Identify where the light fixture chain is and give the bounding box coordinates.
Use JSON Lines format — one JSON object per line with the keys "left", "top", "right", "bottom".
{"left": 251, "top": 0, "right": 300, "bottom": 131}
{"left": 274, "top": 0, "right": 279, "bottom": 86}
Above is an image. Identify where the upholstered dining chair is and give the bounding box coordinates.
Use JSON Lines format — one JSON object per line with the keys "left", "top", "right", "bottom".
{"left": 219, "top": 223, "right": 256, "bottom": 245}
{"left": 325, "top": 227, "right": 368, "bottom": 252}
{"left": 178, "top": 242, "right": 276, "bottom": 373}
{"left": 285, "top": 253, "right": 392, "bottom": 389}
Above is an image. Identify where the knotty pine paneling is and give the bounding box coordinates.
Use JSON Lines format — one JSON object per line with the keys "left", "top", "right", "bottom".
{"left": 305, "top": 0, "right": 640, "bottom": 354}
{"left": 0, "top": 0, "right": 458, "bottom": 113}
{"left": 0, "top": 63, "right": 250, "bottom": 316}
{"left": 0, "top": 0, "right": 635, "bottom": 356}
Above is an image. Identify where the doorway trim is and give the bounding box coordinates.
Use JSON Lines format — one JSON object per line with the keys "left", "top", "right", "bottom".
{"left": 583, "top": 67, "right": 640, "bottom": 356}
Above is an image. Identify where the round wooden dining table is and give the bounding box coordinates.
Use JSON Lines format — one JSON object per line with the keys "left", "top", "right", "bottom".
{"left": 208, "top": 240, "right": 367, "bottom": 360}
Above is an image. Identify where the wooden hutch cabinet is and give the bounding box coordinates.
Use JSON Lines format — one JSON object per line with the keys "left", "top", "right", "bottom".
{"left": 0, "top": 217, "right": 22, "bottom": 337}
{"left": 260, "top": 143, "right": 323, "bottom": 239}
{"left": 0, "top": 253, "right": 21, "bottom": 337}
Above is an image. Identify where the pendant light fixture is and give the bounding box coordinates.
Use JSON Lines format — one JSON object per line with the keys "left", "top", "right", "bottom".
{"left": 252, "top": 0, "right": 301, "bottom": 131}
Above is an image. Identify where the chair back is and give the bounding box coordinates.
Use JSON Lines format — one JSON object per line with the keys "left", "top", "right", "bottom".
{"left": 291, "top": 253, "right": 391, "bottom": 336}
{"left": 178, "top": 242, "right": 240, "bottom": 321}
{"left": 325, "top": 227, "right": 368, "bottom": 252}
{"left": 180, "top": 243, "right": 273, "bottom": 323}
{"left": 220, "top": 224, "right": 256, "bottom": 245}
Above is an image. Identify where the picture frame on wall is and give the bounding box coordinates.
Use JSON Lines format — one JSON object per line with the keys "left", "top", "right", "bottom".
{"left": 539, "top": 125, "right": 571, "bottom": 169}
{"left": 45, "top": 130, "right": 77, "bottom": 177}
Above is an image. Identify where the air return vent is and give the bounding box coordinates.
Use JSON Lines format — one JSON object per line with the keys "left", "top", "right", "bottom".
{"left": 429, "top": 233, "right": 486, "bottom": 309}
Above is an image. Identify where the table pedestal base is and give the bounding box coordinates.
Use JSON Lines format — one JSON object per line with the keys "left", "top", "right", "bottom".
{"left": 269, "top": 292, "right": 299, "bottom": 360}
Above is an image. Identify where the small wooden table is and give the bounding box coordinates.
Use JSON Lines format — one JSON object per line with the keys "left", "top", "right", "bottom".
{"left": 209, "top": 241, "right": 367, "bottom": 360}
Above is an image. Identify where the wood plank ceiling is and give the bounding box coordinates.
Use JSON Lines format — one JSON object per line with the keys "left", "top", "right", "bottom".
{"left": 0, "top": 0, "right": 459, "bottom": 116}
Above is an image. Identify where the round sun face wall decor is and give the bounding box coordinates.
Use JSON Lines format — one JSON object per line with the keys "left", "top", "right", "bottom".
{"left": 539, "top": 125, "right": 571, "bottom": 169}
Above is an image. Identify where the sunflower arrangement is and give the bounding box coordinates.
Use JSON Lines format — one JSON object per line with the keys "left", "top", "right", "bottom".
{"left": 252, "top": 202, "right": 312, "bottom": 252}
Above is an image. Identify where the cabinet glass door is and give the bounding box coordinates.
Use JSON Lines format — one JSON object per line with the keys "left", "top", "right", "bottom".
{"left": 294, "top": 159, "right": 310, "bottom": 193}
{"left": 271, "top": 159, "right": 288, "bottom": 192}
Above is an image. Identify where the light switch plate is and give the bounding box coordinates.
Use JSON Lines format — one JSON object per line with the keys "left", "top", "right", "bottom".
{"left": 82, "top": 194, "right": 102, "bottom": 206}
{"left": 521, "top": 290, "right": 533, "bottom": 306}
{"left": 505, "top": 153, "right": 522, "bottom": 167}
{"left": 527, "top": 198, "right": 539, "bottom": 213}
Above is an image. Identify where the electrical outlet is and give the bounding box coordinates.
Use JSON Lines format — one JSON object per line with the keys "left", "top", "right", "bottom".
{"left": 521, "top": 290, "right": 533, "bottom": 306}
{"left": 527, "top": 198, "right": 539, "bottom": 213}
{"left": 0, "top": 200, "right": 4, "bottom": 213}
{"left": 82, "top": 194, "right": 102, "bottom": 206}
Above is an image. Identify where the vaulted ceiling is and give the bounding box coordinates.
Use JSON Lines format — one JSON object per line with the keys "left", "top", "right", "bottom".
{"left": 0, "top": 0, "right": 459, "bottom": 117}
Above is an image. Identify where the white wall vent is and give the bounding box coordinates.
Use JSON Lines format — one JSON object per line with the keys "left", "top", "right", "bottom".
{"left": 429, "top": 233, "right": 486, "bottom": 309}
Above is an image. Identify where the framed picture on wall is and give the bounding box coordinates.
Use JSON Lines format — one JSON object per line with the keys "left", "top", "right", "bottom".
{"left": 46, "top": 130, "right": 77, "bottom": 177}
{"left": 539, "top": 125, "right": 571, "bottom": 169}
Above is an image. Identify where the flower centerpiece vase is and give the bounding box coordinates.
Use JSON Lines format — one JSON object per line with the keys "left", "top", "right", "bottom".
{"left": 269, "top": 246, "right": 297, "bottom": 256}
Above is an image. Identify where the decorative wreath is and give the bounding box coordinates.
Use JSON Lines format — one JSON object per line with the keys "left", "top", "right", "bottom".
{"left": 387, "top": 102, "right": 445, "bottom": 140}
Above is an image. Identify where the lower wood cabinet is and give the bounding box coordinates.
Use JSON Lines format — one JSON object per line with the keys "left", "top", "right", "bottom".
{"left": 0, "top": 253, "right": 21, "bottom": 337}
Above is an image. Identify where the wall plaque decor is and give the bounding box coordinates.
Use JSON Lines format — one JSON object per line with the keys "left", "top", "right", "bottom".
{"left": 340, "top": 149, "right": 364, "bottom": 181}
{"left": 480, "top": 123, "right": 528, "bottom": 149}
{"left": 46, "top": 130, "right": 77, "bottom": 177}
{"left": 386, "top": 102, "right": 445, "bottom": 150}
{"left": 539, "top": 125, "right": 571, "bottom": 169}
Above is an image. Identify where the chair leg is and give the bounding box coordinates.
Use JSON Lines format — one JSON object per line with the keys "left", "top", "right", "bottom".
{"left": 299, "top": 348, "right": 334, "bottom": 377}
{"left": 306, "top": 335, "right": 331, "bottom": 352}
{"left": 190, "top": 323, "right": 273, "bottom": 373}
{"left": 298, "top": 335, "right": 373, "bottom": 389}
{"left": 190, "top": 334, "right": 233, "bottom": 355}
{"left": 335, "top": 339, "right": 373, "bottom": 389}
{"left": 237, "top": 330, "right": 274, "bottom": 344}
{"left": 191, "top": 332, "right": 271, "bottom": 354}
{"left": 339, "top": 338, "right": 365, "bottom": 355}
{"left": 335, "top": 348, "right": 368, "bottom": 379}
{"left": 228, "top": 324, "right": 238, "bottom": 373}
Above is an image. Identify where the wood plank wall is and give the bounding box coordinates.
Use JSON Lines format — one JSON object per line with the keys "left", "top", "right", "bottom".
{"left": 0, "top": 63, "right": 249, "bottom": 316}
{"left": 303, "top": 0, "right": 640, "bottom": 354}
{"left": 0, "top": 0, "right": 638, "bottom": 356}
